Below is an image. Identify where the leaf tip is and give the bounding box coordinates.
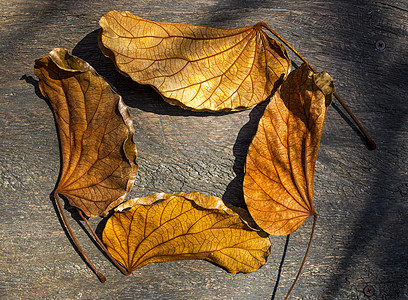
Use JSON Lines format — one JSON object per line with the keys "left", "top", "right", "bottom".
{"left": 313, "top": 70, "right": 335, "bottom": 97}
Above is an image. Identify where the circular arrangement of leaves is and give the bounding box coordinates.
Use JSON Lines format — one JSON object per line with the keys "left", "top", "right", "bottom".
{"left": 34, "top": 10, "right": 374, "bottom": 299}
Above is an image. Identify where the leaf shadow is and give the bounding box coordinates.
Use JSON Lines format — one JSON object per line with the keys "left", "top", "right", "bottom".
{"left": 221, "top": 100, "right": 269, "bottom": 208}
{"left": 330, "top": 101, "right": 372, "bottom": 150}
{"left": 20, "top": 75, "right": 47, "bottom": 101}
{"left": 95, "top": 212, "right": 110, "bottom": 239}
{"left": 271, "top": 234, "right": 290, "bottom": 300}
{"left": 222, "top": 74, "right": 284, "bottom": 209}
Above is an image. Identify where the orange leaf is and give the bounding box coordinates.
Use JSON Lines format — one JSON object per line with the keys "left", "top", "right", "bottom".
{"left": 103, "top": 192, "right": 271, "bottom": 274}
{"left": 34, "top": 48, "right": 138, "bottom": 217}
{"left": 98, "top": 11, "right": 291, "bottom": 111}
{"left": 243, "top": 63, "right": 335, "bottom": 236}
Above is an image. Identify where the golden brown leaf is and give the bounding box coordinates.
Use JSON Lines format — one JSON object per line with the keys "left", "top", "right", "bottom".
{"left": 98, "top": 11, "right": 291, "bottom": 111}
{"left": 34, "top": 48, "right": 138, "bottom": 217}
{"left": 103, "top": 192, "right": 271, "bottom": 274}
{"left": 243, "top": 63, "right": 335, "bottom": 236}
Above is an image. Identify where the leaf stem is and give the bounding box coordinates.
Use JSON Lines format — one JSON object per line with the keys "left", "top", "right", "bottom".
{"left": 284, "top": 214, "right": 317, "bottom": 300}
{"left": 78, "top": 210, "right": 130, "bottom": 276}
{"left": 260, "top": 22, "right": 376, "bottom": 150}
{"left": 54, "top": 191, "right": 106, "bottom": 282}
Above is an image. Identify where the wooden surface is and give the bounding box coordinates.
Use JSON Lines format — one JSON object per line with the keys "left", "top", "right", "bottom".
{"left": 1, "top": 1, "right": 408, "bottom": 299}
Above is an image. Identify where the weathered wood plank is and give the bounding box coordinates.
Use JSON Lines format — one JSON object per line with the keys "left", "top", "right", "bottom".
{"left": 1, "top": 0, "right": 407, "bottom": 299}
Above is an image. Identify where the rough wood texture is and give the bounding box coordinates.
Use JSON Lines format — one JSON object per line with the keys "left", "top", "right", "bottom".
{"left": 1, "top": 1, "right": 407, "bottom": 299}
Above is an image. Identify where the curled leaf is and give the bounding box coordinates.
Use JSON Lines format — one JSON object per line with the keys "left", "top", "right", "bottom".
{"left": 243, "top": 63, "right": 335, "bottom": 236}
{"left": 98, "top": 11, "right": 291, "bottom": 111}
{"left": 34, "top": 48, "right": 138, "bottom": 217}
{"left": 103, "top": 192, "right": 271, "bottom": 274}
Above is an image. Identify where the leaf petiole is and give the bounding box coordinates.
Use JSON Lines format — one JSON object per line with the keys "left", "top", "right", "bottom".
{"left": 260, "top": 22, "right": 376, "bottom": 150}
{"left": 54, "top": 192, "right": 106, "bottom": 282}
{"left": 78, "top": 210, "right": 130, "bottom": 276}
{"left": 284, "top": 214, "right": 317, "bottom": 300}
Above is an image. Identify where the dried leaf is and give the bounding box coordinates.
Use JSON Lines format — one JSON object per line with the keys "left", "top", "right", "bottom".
{"left": 243, "top": 63, "right": 335, "bottom": 236}
{"left": 98, "top": 11, "right": 291, "bottom": 111}
{"left": 34, "top": 48, "right": 138, "bottom": 217}
{"left": 103, "top": 192, "right": 271, "bottom": 274}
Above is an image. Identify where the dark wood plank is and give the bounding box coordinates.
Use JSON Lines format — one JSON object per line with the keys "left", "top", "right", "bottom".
{"left": 1, "top": 0, "right": 407, "bottom": 298}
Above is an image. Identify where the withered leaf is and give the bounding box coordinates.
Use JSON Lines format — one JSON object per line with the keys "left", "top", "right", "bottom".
{"left": 34, "top": 48, "right": 138, "bottom": 218}
{"left": 98, "top": 11, "right": 291, "bottom": 111}
{"left": 103, "top": 192, "right": 271, "bottom": 274}
{"left": 243, "top": 63, "right": 335, "bottom": 236}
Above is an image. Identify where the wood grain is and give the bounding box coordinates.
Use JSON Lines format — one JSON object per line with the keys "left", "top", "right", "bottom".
{"left": 1, "top": 0, "right": 407, "bottom": 299}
